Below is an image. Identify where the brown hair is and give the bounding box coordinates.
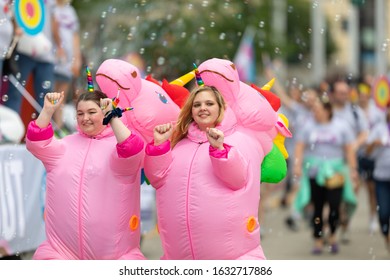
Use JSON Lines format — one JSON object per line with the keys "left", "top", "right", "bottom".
{"left": 318, "top": 93, "right": 333, "bottom": 120}
{"left": 170, "top": 86, "right": 226, "bottom": 148}
{"left": 76, "top": 90, "right": 107, "bottom": 108}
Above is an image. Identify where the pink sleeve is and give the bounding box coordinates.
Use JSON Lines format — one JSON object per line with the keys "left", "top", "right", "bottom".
{"left": 209, "top": 143, "right": 232, "bottom": 158}
{"left": 145, "top": 140, "right": 171, "bottom": 156}
{"left": 26, "top": 121, "right": 54, "bottom": 141}
{"left": 116, "top": 133, "right": 144, "bottom": 158}
{"left": 209, "top": 145, "right": 248, "bottom": 190}
{"left": 144, "top": 142, "right": 172, "bottom": 189}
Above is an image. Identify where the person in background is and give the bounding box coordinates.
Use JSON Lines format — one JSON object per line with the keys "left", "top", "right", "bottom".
{"left": 365, "top": 105, "right": 390, "bottom": 253}
{"left": 25, "top": 90, "right": 145, "bottom": 259}
{"left": 4, "top": 0, "right": 65, "bottom": 115}
{"left": 329, "top": 78, "right": 369, "bottom": 243}
{"left": 264, "top": 62, "right": 318, "bottom": 232}
{"left": 52, "top": 0, "right": 81, "bottom": 137}
{"left": 356, "top": 82, "right": 386, "bottom": 234}
{"left": 144, "top": 85, "right": 267, "bottom": 259}
{"left": 294, "top": 95, "right": 358, "bottom": 255}
{"left": 0, "top": 0, "right": 22, "bottom": 85}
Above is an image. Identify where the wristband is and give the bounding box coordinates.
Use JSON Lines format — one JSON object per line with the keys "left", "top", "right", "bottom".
{"left": 102, "top": 107, "right": 134, "bottom": 125}
{"left": 102, "top": 107, "right": 123, "bottom": 125}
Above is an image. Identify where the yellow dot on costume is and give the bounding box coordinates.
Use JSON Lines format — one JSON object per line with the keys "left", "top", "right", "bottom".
{"left": 246, "top": 216, "right": 257, "bottom": 232}
{"left": 129, "top": 215, "right": 139, "bottom": 231}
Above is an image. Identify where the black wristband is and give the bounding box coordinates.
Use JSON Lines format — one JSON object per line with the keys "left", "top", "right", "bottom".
{"left": 103, "top": 107, "right": 123, "bottom": 125}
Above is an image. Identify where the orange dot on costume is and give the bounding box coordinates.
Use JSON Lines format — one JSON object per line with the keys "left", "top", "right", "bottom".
{"left": 129, "top": 215, "right": 139, "bottom": 231}
{"left": 246, "top": 216, "right": 257, "bottom": 232}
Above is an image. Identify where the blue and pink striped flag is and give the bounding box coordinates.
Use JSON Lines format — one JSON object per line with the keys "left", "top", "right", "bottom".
{"left": 233, "top": 26, "right": 256, "bottom": 83}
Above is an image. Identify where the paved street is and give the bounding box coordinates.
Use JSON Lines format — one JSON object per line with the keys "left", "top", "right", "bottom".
{"left": 141, "top": 185, "right": 390, "bottom": 260}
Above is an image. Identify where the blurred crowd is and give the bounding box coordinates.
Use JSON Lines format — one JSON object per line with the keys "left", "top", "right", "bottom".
{"left": 264, "top": 63, "right": 390, "bottom": 255}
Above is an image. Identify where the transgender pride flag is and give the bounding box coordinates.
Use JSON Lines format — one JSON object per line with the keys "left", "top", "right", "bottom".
{"left": 233, "top": 26, "right": 256, "bottom": 83}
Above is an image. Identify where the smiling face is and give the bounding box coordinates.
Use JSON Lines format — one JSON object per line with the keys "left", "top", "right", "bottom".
{"left": 191, "top": 89, "right": 221, "bottom": 131}
{"left": 76, "top": 100, "right": 106, "bottom": 136}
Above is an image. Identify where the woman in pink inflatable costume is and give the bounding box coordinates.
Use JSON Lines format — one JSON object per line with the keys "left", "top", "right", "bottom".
{"left": 144, "top": 83, "right": 267, "bottom": 259}
{"left": 26, "top": 89, "right": 145, "bottom": 259}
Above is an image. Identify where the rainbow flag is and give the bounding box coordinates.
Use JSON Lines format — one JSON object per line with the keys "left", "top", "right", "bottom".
{"left": 233, "top": 26, "right": 256, "bottom": 83}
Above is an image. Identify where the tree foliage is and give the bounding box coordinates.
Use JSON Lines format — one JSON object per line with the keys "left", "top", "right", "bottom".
{"left": 72, "top": 0, "right": 335, "bottom": 81}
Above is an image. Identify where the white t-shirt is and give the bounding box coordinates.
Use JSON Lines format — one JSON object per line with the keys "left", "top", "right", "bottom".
{"left": 367, "top": 121, "right": 390, "bottom": 181}
{"left": 358, "top": 100, "right": 386, "bottom": 158}
{"left": 333, "top": 103, "right": 369, "bottom": 137}
{"left": 298, "top": 117, "right": 354, "bottom": 159}
{"left": 279, "top": 101, "right": 314, "bottom": 160}
{"left": 297, "top": 117, "right": 354, "bottom": 177}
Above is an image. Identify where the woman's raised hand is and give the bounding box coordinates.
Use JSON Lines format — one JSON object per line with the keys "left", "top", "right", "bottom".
{"left": 153, "top": 123, "right": 174, "bottom": 146}
{"left": 100, "top": 98, "right": 114, "bottom": 116}
{"left": 35, "top": 92, "right": 65, "bottom": 128}
{"left": 206, "top": 127, "right": 224, "bottom": 150}
{"left": 44, "top": 92, "right": 64, "bottom": 112}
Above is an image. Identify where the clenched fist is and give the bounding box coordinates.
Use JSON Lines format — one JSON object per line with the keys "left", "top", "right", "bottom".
{"left": 153, "top": 123, "right": 174, "bottom": 146}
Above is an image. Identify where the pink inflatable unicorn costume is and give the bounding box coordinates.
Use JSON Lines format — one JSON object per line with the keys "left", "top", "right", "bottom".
{"left": 198, "top": 58, "right": 288, "bottom": 151}
{"left": 95, "top": 59, "right": 180, "bottom": 144}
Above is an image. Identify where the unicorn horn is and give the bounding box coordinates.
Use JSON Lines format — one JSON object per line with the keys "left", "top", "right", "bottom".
{"left": 193, "top": 63, "right": 204, "bottom": 87}
{"left": 261, "top": 78, "right": 275, "bottom": 90}
{"left": 86, "top": 66, "right": 94, "bottom": 92}
{"left": 170, "top": 71, "right": 196, "bottom": 86}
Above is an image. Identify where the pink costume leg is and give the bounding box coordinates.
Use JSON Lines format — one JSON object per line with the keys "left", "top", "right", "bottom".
{"left": 118, "top": 247, "right": 146, "bottom": 260}
{"left": 236, "top": 246, "right": 266, "bottom": 260}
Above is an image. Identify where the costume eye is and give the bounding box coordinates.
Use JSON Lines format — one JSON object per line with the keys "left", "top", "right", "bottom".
{"left": 131, "top": 71, "right": 137, "bottom": 78}
{"left": 155, "top": 91, "right": 168, "bottom": 104}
